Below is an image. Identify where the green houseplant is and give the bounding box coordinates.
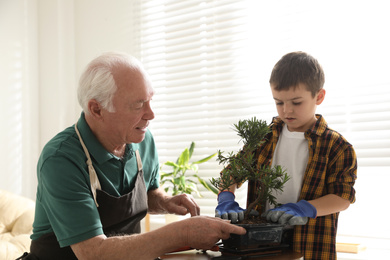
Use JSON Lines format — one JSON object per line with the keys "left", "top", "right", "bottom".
{"left": 160, "top": 142, "right": 218, "bottom": 197}
{"left": 211, "top": 117, "right": 290, "bottom": 219}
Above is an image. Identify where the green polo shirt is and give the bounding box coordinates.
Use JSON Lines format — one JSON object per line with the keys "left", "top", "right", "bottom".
{"left": 31, "top": 113, "right": 160, "bottom": 247}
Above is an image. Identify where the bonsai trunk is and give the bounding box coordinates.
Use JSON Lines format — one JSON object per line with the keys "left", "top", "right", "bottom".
{"left": 244, "top": 182, "right": 267, "bottom": 219}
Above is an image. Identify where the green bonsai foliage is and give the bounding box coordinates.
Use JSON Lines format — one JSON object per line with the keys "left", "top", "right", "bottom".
{"left": 211, "top": 117, "right": 290, "bottom": 219}
{"left": 160, "top": 142, "right": 219, "bottom": 197}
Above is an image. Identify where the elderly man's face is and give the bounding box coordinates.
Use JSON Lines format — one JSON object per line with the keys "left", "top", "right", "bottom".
{"left": 103, "top": 65, "right": 155, "bottom": 145}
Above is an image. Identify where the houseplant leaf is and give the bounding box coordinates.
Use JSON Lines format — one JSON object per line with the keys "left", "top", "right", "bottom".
{"left": 195, "top": 175, "right": 219, "bottom": 195}
{"left": 192, "top": 152, "right": 218, "bottom": 165}
{"left": 189, "top": 141, "right": 195, "bottom": 159}
{"left": 179, "top": 148, "right": 190, "bottom": 164}
{"left": 164, "top": 161, "right": 178, "bottom": 168}
{"left": 159, "top": 142, "right": 217, "bottom": 197}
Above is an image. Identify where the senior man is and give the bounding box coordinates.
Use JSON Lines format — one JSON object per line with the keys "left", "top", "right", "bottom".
{"left": 21, "top": 52, "right": 245, "bottom": 260}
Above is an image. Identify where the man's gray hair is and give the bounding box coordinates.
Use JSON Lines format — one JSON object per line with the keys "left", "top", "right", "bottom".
{"left": 78, "top": 52, "right": 143, "bottom": 114}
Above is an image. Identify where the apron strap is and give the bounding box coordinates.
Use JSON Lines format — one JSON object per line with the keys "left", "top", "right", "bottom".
{"left": 135, "top": 150, "right": 143, "bottom": 171}
{"left": 75, "top": 123, "right": 101, "bottom": 207}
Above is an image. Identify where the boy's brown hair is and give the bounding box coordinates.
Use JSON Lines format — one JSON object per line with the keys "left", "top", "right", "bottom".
{"left": 269, "top": 51, "right": 325, "bottom": 97}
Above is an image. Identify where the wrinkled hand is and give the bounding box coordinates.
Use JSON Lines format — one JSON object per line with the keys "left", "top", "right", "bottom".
{"left": 163, "top": 193, "right": 200, "bottom": 216}
{"left": 262, "top": 200, "right": 317, "bottom": 225}
{"left": 181, "top": 216, "right": 246, "bottom": 250}
{"left": 215, "top": 191, "right": 245, "bottom": 224}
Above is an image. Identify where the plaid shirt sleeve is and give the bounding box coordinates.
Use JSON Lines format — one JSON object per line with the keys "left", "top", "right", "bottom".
{"left": 325, "top": 135, "right": 357, "bottom": 203}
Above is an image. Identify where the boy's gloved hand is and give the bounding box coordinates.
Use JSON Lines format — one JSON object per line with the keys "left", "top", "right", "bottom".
{"left": 263, "top": 200, "right": 317, "bottom": 225}
{"left": 215, "top": 191, "right": 245, "bottom": 224}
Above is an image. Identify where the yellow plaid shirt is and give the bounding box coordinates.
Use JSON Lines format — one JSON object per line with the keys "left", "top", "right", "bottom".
{"left": 246, "top": 115, "right": 357, "bottom": 260}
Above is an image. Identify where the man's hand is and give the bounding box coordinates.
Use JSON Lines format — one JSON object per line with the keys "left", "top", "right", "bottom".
{"left": 180, "top": 216, "right": 246, "bottom": 250}
{"left": 147, "top": 188, "right": 200, "bottom": 216}
{"left": 215, "top": 191, "right": 245, "bottom": 223}
{"left": 262, "top": 200, "right": 317, "bottom": 225}
{"left": 163, "top": 193, "right": 200, "bottom": 216}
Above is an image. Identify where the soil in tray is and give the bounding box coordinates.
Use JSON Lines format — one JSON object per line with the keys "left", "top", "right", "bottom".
{"left": 238, "top": 215, "right": 269, "bottom": 225}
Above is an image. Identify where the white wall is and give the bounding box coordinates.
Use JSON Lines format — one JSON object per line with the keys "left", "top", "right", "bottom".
{"left": 73, "top": 0, "right": 138, "bottom": 70}
{"left": 0, "top": 0, "right": 137, "bottom": 199}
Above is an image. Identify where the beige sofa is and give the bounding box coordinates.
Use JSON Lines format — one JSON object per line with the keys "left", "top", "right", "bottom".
{"left": 0, "top": 190, "right": 35, "bottom": 260}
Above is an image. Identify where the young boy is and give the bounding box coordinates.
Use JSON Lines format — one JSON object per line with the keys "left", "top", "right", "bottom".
{"left": 215, "top": 51, "right": 357, "bottom": 260}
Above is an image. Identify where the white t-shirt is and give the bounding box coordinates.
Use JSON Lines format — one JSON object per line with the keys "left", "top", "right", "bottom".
{"left": 270, "top": 124, "right": 309, "bottom": 206}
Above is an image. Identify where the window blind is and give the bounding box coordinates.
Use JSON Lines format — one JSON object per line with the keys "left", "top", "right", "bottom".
{"left": 131, "top": 0, "right": 390, "bottom": 243}
{"left": 131, "top": 0, "right": 261, "bottom": 218}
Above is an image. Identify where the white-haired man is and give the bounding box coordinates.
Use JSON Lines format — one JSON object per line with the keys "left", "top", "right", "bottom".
{"left": 21, "top": 52, "right": 245, "bottom": 260}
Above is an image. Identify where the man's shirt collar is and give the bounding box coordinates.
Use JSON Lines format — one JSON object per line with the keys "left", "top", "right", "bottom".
{"left": 76, "top": 112, "right": 136, "bottom": 164}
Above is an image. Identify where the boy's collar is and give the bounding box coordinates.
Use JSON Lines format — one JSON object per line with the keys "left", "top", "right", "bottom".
{"left": 306, "top": 114, "right": 328, "bottom": 136}
{"left": 272, "top": 114, "right": 328, "bottom": 136}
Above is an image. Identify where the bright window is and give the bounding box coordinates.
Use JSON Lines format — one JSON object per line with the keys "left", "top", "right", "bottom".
{"left": 132, "top": 0, "right": 390, "bottom": 252}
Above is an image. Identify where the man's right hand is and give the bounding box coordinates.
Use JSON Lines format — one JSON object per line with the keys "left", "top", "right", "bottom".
{"left": 215, "top": 191, "right": 245, "bottom": 223}
{"left": 182, "top": 216, "right": 246, "bottom": 251}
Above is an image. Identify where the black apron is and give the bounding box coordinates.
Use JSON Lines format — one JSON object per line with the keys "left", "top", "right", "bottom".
{"left": 18, "top": 124, "right": 148, "bottom": 260}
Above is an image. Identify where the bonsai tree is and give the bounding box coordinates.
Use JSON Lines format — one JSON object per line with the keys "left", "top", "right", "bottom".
{"left": 160, "top": 142, "right": 219, "bottom": 197}
{"left": 211, "top": 117, "right": 290, "bottom": 219}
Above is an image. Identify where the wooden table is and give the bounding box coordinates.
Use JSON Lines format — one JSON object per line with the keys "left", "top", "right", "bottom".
{"left": 160, "top": 249, "right": 303, "bottom": 259}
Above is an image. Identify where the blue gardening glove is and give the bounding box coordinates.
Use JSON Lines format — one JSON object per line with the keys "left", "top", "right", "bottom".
{"left": 263, "top": 200, "right": 317, "bottom": 225}
{"left": 215, "top": 191, "right": 245, "bottom": 224}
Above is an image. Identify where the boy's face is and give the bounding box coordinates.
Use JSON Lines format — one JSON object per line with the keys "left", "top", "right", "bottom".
{"left": 271, "top": 83, "right": 325, "bottom": 132}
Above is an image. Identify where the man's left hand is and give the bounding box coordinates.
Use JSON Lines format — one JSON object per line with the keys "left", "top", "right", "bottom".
{"left": 163, "top": 194, "right": 200, "bottom": 216}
